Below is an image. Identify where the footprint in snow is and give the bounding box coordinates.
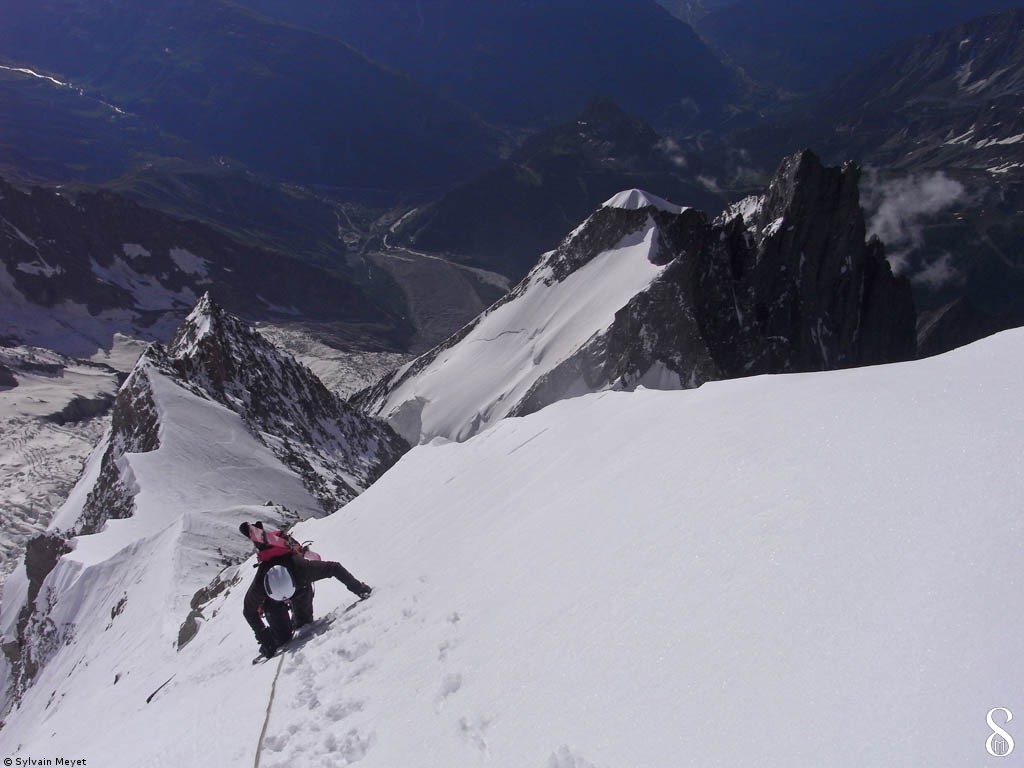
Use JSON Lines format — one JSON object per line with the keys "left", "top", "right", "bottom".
{"left": 547, "top": 745, "right": 600, "bottom": 768}
{"left": 458, "top": 716, "right": 491, "bottom": 756}
{"left": 436, "top": 672, "right": 462, "bottom": 706}
{"left": 347, "top": 661, "right": 376, "bottom": 681}
{"left": 324, "top": 728, "right": 373, "bottom": 763}
{"left": 326, "top": 700, "right": 364, "bottom": 722}
{"left": 438, "top": 639, "right": 457, "bottom": 661}
{"left": 262, "top": 732, "right": 289, "bottom": 753}
{"left": 333, "top": 640, "right": 371, "bottom": 662}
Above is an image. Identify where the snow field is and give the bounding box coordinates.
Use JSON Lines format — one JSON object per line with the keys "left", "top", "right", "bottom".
{"left": 261, "top": 327, "right": 1024, "bottom": 767}
{"left": 2, "top": 329, "right": 1022, "bottom": 767}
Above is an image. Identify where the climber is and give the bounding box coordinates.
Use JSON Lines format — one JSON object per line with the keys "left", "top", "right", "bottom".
{"left": 239, "top": 521, "right": 371, "bottom": 658}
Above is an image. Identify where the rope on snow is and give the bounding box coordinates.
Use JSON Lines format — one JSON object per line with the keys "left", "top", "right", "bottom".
{"left": 254, "top": 652, "right": 286, "bottom": 768}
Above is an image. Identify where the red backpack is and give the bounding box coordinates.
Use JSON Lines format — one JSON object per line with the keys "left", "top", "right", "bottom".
{"left": 243, "top": 522, "right": 321, "bottom": 563}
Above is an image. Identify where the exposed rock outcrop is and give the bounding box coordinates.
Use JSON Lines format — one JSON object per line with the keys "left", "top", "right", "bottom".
{"left": 1, "top": 533, "right": 71, "bottom": 704}
{"left": 75, "top": 362, "right": 163, "bottom": 536}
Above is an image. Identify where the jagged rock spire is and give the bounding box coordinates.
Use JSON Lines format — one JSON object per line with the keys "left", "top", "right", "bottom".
{"left": 74, "top": 294, "right": 407, "bottom": 535}
{"left": 166, "top": 295, "right": 409, "bottom": 510}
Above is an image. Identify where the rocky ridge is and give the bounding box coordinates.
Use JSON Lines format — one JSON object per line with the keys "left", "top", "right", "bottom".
{"left": 166, "top": 295, "right": 408, "bottom": 512}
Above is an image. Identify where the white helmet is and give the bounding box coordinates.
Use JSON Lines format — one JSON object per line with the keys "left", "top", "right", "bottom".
{"left": 264, "top": 565, "right": 296, "bottom": 602}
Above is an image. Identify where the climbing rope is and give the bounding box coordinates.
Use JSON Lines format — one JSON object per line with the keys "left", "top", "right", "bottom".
{"left": 253, "top": 652, "right": 286, "bottom": 768}
{"left": 252, "top": 600, "right": 363, "bottom": 767}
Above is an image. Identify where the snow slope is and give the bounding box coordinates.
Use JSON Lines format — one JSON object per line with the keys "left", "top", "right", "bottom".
{"left": 3, "top": 328, "right": 1022, "bottom": 766}
{"left": 371, "top": 219, "right": 669, "bottom": 443}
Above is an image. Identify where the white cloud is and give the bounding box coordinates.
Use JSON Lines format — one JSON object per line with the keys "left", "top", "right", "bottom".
{"left": 864, "top": 171, "right": 967, "bottom": 287}
{"left": 656, "top": 137, "right": 688, "bottom": 169}
{"left": 697, "top": 175, "right": 722, "bottom": 194}
{"left": 912, "top": 252, "right": 966, "bottom": 290}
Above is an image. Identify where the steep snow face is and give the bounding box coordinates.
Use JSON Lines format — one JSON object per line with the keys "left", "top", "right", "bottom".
{"left": 369, "top": 218, "right": 670, "bottom": 443}
{"left": 602, "top": 188, "right": 685, "bottom": 214}
{"left": 2, "top": 329, "right": 1022, "bottom": 766}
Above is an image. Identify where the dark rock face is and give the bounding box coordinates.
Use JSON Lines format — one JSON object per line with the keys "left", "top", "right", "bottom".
{"left": 698, "top": 151, "right": 917, "bottom": 375}
{"left": 1, "top": 533, "right": 71, "bottom": 704}
{"left": 521, "top": 151, "right": 915, "bottom": 415}
{"left": 75, "top": 364, "right": 163, "bottom": 536}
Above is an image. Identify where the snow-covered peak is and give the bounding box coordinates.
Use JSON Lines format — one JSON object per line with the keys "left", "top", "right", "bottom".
{"left": 362, "top": 152, "right": 914, "bottom": 446}
{"left": 183, "top": 290, "right": 216, "bottom": 326}
{"left": 362, "top": 216, "right": 674, "bottom": 443}
{"left": 166, "top": 296, "right": 408, "bottom": 510}
{"left": 602, "top": 188, "right": 685, "bottom": 214}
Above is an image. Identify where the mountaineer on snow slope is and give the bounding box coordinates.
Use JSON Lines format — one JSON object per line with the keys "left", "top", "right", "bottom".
{"left": 239, "top": 521, "right": 372, "bottom": 658}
